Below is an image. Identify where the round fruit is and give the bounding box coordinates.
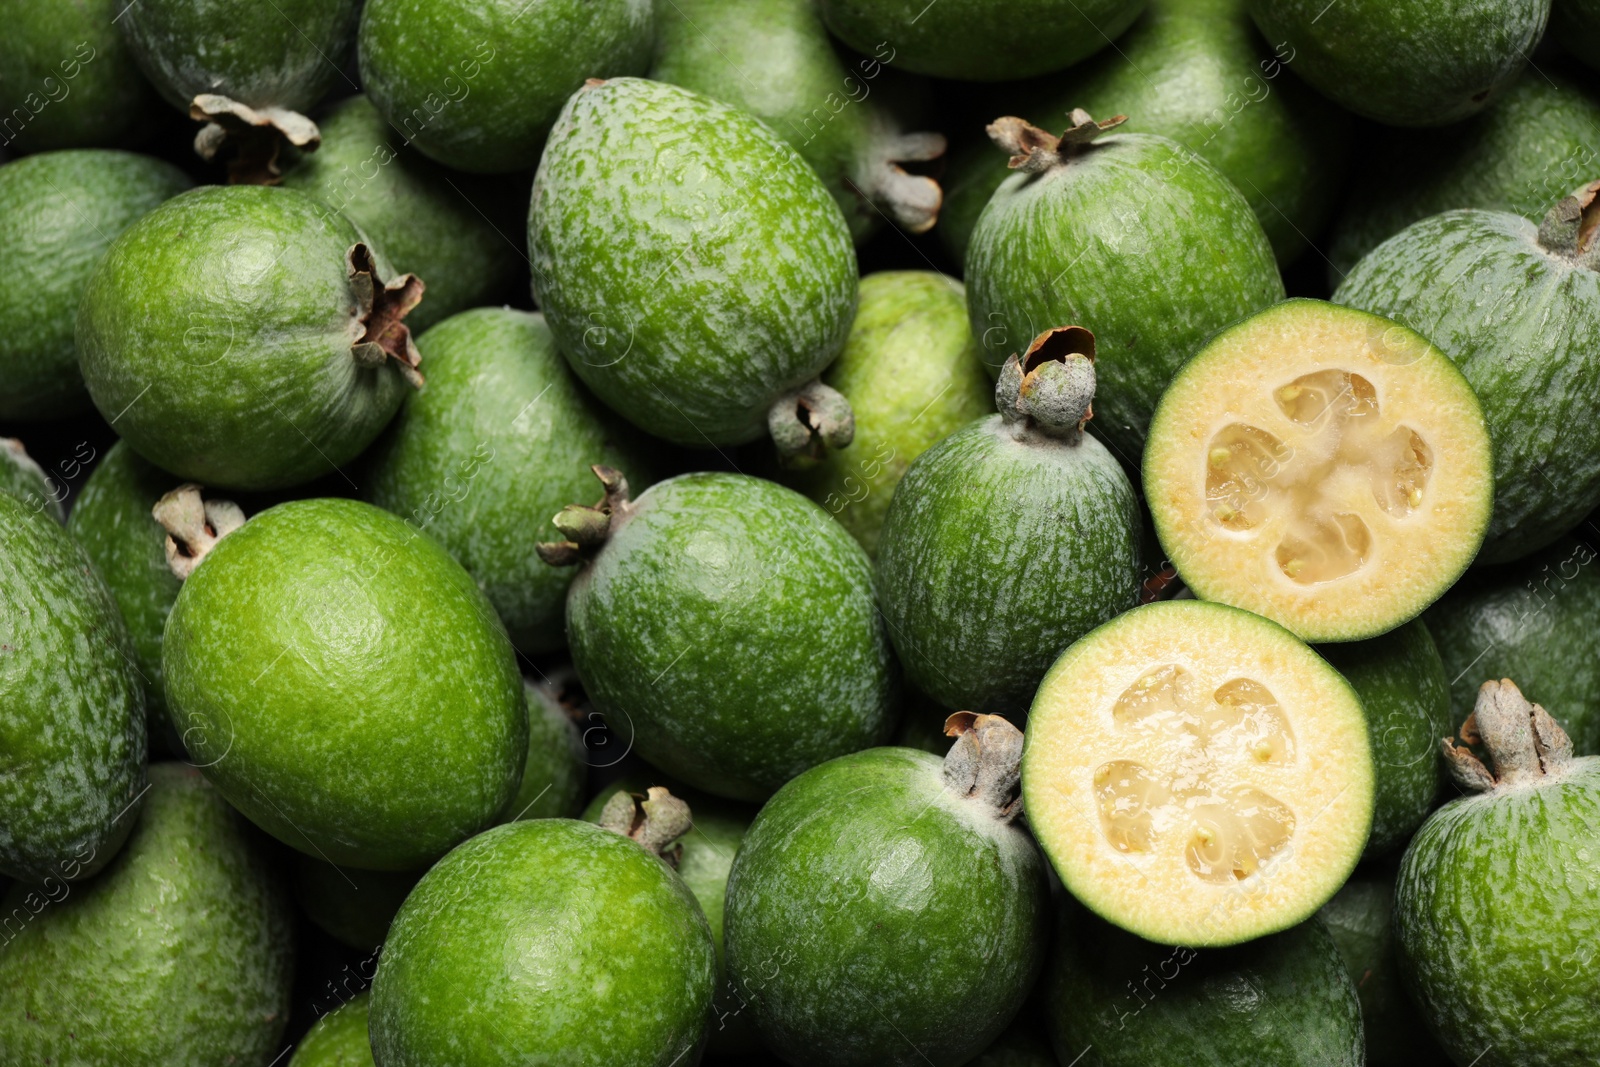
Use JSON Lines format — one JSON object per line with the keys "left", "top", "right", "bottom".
{"left": 163, "top": 497, "right": 526, "bottom": 870}
{"left": 291, "top": 856, "right": 421, "bottom": 951}
{"left": 725, "top": 716, "right": 1049, "bottom": 1066}
{"left": 0, "top": 438, "right": 63, "bottom": 523}
{"left": 497, "top": 674, "right": 587, "bottom": 822}
{"left": 1024, "top": 601, "right": 1374, "bottom": 947}
{"left": 77, "top": 185, "right": 425, "bottom": 491}
{"left": 877, "top": 328, "right": 1141, "bottom": 719}
{"left": 1144, "top": 299, "right": 1494, "bottom": 642}
{"left": 528, "top": 77, "right": 859, "bottom": 454}
{"left": 290, "top": 992, "right": 375, "bottom": 1067}
{"left": 359, "top": 0, "right": 654, "bottom": 174}
{"left": 1395, "top": 679, "right": 1600, "bottom": 1067}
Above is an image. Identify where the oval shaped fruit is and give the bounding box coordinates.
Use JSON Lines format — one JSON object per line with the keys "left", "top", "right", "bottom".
{"left": 291, "top": 856, "right": 421, "bottom": 951}
{"left": 77, "top": 185, "right": 425, "bottom": 491}
{"left": 0, "top": 763, "right": 294, "bottom": 1066}
{"left": 528, "top": 77, "right": 859, "bottom": 453}
{"left": 163, "top": 497, "right": 526, "bottom": 870}
{"left": 0, "top": 439, "right": 63, "bottom": 522}
{"left": 1024, "top": 601, "right": 1374, "bottom": 946}
{"left": 1144, "top": 299, "right": 1494, "bottom": 641}
{"left": 291, "top": 992, "right": 375, "bottom": 1067}
{"left": 725, "top": 718, "right": 1049, "bottom": 1067}
{"left": 498, "top": 675, "right": 587, "bottom": 821}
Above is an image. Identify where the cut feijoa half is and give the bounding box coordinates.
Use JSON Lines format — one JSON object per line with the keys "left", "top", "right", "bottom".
{"left": 1022, "top": 600, "right": 1375, "bottom": 947}
{"left": 1144, "top": 299, "right": 1493, "bottom": 642}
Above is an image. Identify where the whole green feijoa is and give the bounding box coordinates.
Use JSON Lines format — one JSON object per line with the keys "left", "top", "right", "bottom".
{"left": 360, "top": 0, "right": 654, "bottom": 174}
{"left": 877, "top": 329, "right": 1141, "bottom": 720}
{"left": 77, "top": 185, "right": 426, "bottom": 491}
{"left": 364, "top": 307, "right": 653, "bottom": 654}
{"left": 498, "top": 675, "right": 587, "bottom": 821}
{"left": 162, "top": 498, "right": 526, "bottom": 870}
{"left": 725, "top": 718, "right": 1049, "bottom": 1067}
{"left": 779, "top": 271, "right": 991, "bottom": 557}
{"left": 0, "top": 439, "right": 63, "bottom": 523}
{"left": 370, "top": 819, "right": 716, "bottom": 1067}
{"left": 965, "top": 113, "right": 1282, "bottom": 456}
{"left": 0, "top": 492, "right": 145, "bottom": 884}
{"left": 0, "top": 763, "right": 295, "bottom": 1067}
{"left": 291, "top": 992, "right": 375, "bottom": 1067}
{"left": 291, "top": 856, "right": 422, "bottom": 951}
{"left": 546, "top": 470, "right": 899, "bottom": 801}
{"left": 1395, "top": 679, "right": 1600, "bottom": 1067}
{"left": 0, "top": 149, "right": 190, "bottom": 422}
{"left": 528, "top": 78, "right": 859, "bottom": 455}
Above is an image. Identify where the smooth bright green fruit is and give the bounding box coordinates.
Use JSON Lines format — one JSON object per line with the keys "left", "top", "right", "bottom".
{"left": 0, "top": 763, "right": 295, "bottom": 1067}
{"left": 290, "top": 992, "right": 375, "bottom": 1067}
{"left": 291, "top": 857, "right": 421, "bottom": 951}
{"left": 0, "top": 149, "right": 189, "bottom": 422}
{"left": 359, "top": 0, "right": 654, "bottom": 174}
{"left": 77, "top": 185, "right": 425, "bottom": 491}
{"left": 0, "top": 439, "right": 63, "bottom": 523}
{"left": 0, "top": 492, "right": 145, "bottom": 884}
{"left": 725, "top": 720, "right": 1049, "bottom": 1067}
{"left": 1246, "top": 0, "right": 1549, "bottom": 127}
{"left": 528, "top": 78, "right": 859, "bottom": 453}
{"left": 163, "top": 498, "right": 526, "bottom": 870}
{"left": 498, "top": 675, "right": 587, "bottom": 821}
{"left": 370, "top": 818, "right": 716, "bottom": 1067}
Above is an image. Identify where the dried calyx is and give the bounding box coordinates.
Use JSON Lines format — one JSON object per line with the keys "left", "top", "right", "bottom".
{"left": 1537, "top": 180, "right": 1600, "bottom": 270}
{"left": 348, "top": 244, "right": 426, "bottom": 389}
{"left": 597, "top": 786, "right": 694, "bottom": 867}
{"left": 536, "top": 465, "right": 634, "bottom": 567}
{"left": 190, "top": 94, "right": 322, "bottom": 185}
{"left": 1443, "top": 678, "right": 1575, "bottom": 792}
{"left": 987, "top": 109, "right": 1126, "bottom": 174}
{"left": 943, "top": 712, "right": 1025, "bottom": 821}
{"left": 997, "top": 325, "right": 1097, "bottom": 442}
{"left": 856, "top": 127, "right": 947, "bottom": 235}
{"left": 769, "top": 379, "right": 856, "bottom": 466}
{"left": 152, "top": 484, "right": 246, "bottom": 579}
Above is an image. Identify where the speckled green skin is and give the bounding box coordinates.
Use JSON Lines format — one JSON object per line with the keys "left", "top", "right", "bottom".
{"left": 528, "top": 78, "right": 858, "bottom": 447}
{"left": 1335, "top": 210, "right": 1600, "bottom": 563}
{"left": 1045, "top": 907, "right": 1363, "bottom": 1067}
{"left": 1246, "top": 0, "right": 1548, "bottom": 127}
{"left": 0, "top": 492, "right": 145, "bottom": 884}
{"left": 498, "top": 679, "right": 587, "bottom": 821}
{"left": 364, "top": 308, "right": 654, "bottom": 654}
{"left": 77, "top": 185, "right": 415, "bottom": 491}
{"left": 291, "top": 855, "right": 421, "bottom": 951}
{"left": 567, "top": 473, "right": 899, "bottom": 801}
{"left": 291, "top": 992, "right": 375, "bottom": 1067}
{"left": 163, "top": 498, "right": 526, "bottom": 870}
{"left": 1395, "top": 758, "right": 1600, "bottom": 1066}
{"left": 360, "top": 0, "right": 654, "bottom": 174}
{"left": 1555, "top": 0, "right": 1600, "bottom": 70}
{"left": 876, "top": 415, "right": 1142, "bottom": 720}
{"left": 1320, "top": 620, "right": 1451, "bottom": 858}
{"left": 371, "top": 819, "right": 716, "bottom": 1067}
{"left": 0, "top": 763, "right": 295, "bottom": 1067}
{"left": 965, "top": 133, "right": 1283, "bottom": 458}
{"left": 0, "top": 150, "right": 189, "bottom": 422}
{"left": 0, "top": 442, "right": 63, "bottom": 523}
{"left": 817, "top": 0, "right": 1144, "bottom": 81}
{"left": 724, "top": 747, "right": 1049, "bottom": 1067}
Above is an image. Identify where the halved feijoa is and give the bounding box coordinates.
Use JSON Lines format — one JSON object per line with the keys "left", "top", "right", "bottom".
{"left": 1022, "top": 600, "right": 1374, "bottom": 947}
{"left": 1144, "top": 299, "right": 1493, "bottom": 642}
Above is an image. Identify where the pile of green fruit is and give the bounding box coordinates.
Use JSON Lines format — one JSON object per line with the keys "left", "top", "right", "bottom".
{"left": 3, "top": 0, "right": 1599, "bottom": 1064}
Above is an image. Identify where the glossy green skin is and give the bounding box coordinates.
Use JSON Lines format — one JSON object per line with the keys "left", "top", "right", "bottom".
{"left": 291, "top": 855, "right": 421, "bottom": 951}
{"left": 0, "top": 763, "right": 295, "bottom": 1067}
{"left": 1246, "top": 0, "right": 1548, "bottom": 127}
{"left": 1395, "top": 759, "right": 1600, "bottom": 1066}
{"left": 528, "top": 78, "right": 858, "bottom": 447}
{"left": 1335, "top": 210, "right": 1600, "bottom": 563}
{"left": 1046, "top": 906, "right": 1363, "bottom": 1067}
{"left": 0, "top": 442, "right": 64, "bottom": 523}
{"left": 499, "top": 679, "right": 587, "bottom": 821}
{"left": 1555, "top": 0, "right": 1600, "bottom": 70}
{"left": 567, "top": 473, "right": 899, "bottom": 801}
{"left": 780, "top": 272, "right": 992, "bottom": 557}
{"left": 163, "top": 498, "right": 526, "bottom": 870}
{"left": 0, "top": 492, "right": 145, "bottom": 884}
{"left": 877, "top": 415, "right": 1142, "bottom": 720}
{"left": 359, "top": 0, "right": 654, "bottom": 174}
{"left": 371, "top": 819, "right": 716, "bottom": 1067}
{"left": 724, "top": 747, "right": 1050, "bottom": 1067}
{"left": 78, "top": 185, "right": 414, "bottom": 491}
{"left": 364, "top": 308, "right": 653, "bottom": 654}
{"left": 0, "top": 150, "right": 189, "bottom": 422}
{"left": 965, "top": 133, "right": 1283, "bottom": 458}
{"left": 291, "top": 992, "right": 375, "bottom": 1067}
{"left": 817, "top": 0, "right": 1144, "bottom": 81}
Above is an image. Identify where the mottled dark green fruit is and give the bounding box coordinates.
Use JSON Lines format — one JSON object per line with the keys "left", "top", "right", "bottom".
{"left": 528, "top": 78, "right": 858, "bottom": 450}
{"left": 965, "top": 115, "right": 1282, "bottom": 456}
{"left": 498, "top": 676, "right": 587, "bottom": 822}
{"left": 1045, "top": 905, "right": 1363, "bottom": 1067}
{"left": 1395, "top": 680, "right": 1600, "bottom": 1067}
{"left": 0, "top": 439, "right": 63, "bottom": 523}
{"left": 0, "top": 492, "right": 144, "bottom": 884}
{"left": 1246, "top": 0, "right": 1548, "bottom": 127}
{"left": 291, "top": 855, "right": 421, "bottom": 951}
{"left": 78, "top": 185, "right": 423, "bottom": 491}
{"left": 371, "top": 819, "right": 716, "bottom": 1067}
{"left": 360, "top": 0, "right": 653, "bottom": 174}
{"left": 1425, "top": 537, "right": 1600, "bottom": 755}
{"left": 290, "top": 992, "right": 374, "bottom": 1067}
{"left": 0, "top": 764, "right": 294, "bottom": 1066}
{"left": 0, "top": 149, "right": 189, "bottom": 422}
{"left": 163, "top": 498, "right": 526, "bottom": 870}
{"left": 1335, "top": 199, "right": 1600, "bottom": 562}
{"left": 364, "top": 308, "right": 653, "bottom": 654}
{"left": 559, "top": 472, "right": 898, "bottom": 801}
{"left": 1555, "top": 0, "right": 1600, "bottom": 71}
